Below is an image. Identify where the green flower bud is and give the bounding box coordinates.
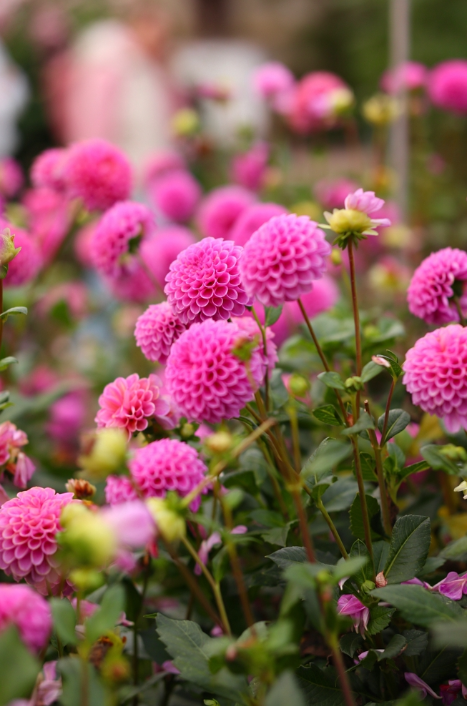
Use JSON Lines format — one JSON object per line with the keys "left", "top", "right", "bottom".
{"left": 205, "top": 431, "right": 234, "bottom": 454}
{"left": 288, "top": 373, "right": 310, "bottom": 398}
{"left": 344, "top": 376, "right": 364, "bottom": 392}
{"left": 0, "top": 228, "right": 21, "bottom": 271}
{"left": 146, "top": 498, "right": 186, "bottom": 543}
{"left": 78, "top": 428, "right": 127, "bottom": 479}
{"left": 172, "top": 108, "right": 200, "bottom": 137}
{"left": 325, "top": 209, "right": 372, "bottom": 236}
{"left": 60, "top": 511, "right": 117, "bottom": 567}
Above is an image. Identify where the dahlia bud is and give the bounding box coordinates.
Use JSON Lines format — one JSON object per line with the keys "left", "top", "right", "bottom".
{"left": 361, "top": 579, "right": 376, "bottom": 594}
{"left": 0, "top": 228, "right": 21, "bottom": 273}
{"left": 59, "top": 511, "right": 117, "bottom": 567}
{"left": 66, "top": 479, "right": 96, "bottom": 499}
{"left": 172, "top": 108, "right": 200, "bottom": 137}
{"left": 288, "top": 373, "right": 310, "bottom": 398}
{"left": 375, "top": 571, "right": 387, "bottom": 588}
{"left": 344, "top": 376, "right": 364, "bottom": 392}
{"left": 205, "top": 431, "right": 233, "bottom": 454}
{"left": 330, "top": 248, "right": 343, "bottom": 266}
{"left": 180, "top": 423, "right": 196, "bottom": 439}
{"left": 78, "top": 428, "right": 127, "bottom": 479}
{"left": 325, "top": 209, "right": 372, "bottom": 236}
{"left": 362, "top": 94, "right": 401, "bottom": 126}
{"left": 70, "top": 568, "right": 104, "bottom": 591}
{"left": 60, "top": 502, "right": 89, "bottom": 528}
{"left": 146, "top": 498, "right": 186, "bottom": 543}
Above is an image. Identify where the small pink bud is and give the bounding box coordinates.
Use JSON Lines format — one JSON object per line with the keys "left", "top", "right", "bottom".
{"left": 372, "top": 355, "right": 391, "bottom": 368}
{"left": 375, "top": 571, "right": 387, "bottom": 587}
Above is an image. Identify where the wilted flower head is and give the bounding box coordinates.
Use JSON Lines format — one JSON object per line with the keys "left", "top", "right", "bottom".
{"left": 0, "top": 487, "right": 74, "bottom": 594}
{"left": 0, "top": 584, "right": 52, "bottom": 652}
{"left": 230, "top": 202, "right": 288, "bottom": 247}
{"left": 407, "top": 248, "right": 467, "bottom": 324}
{"left": 380, "top": 61, "right": 427, "bottom": 94}
{"left": 96, "top": 374, "right": 170, "bottom": 438}
{"left": 165, "top": 237, "right": 251, "bottom": 324}
{"left": 135, "top": 302, "right": 186, "bottom": 364}
{"left": 337, "top": 594, "right": 369, "bottom": 635}
{"left": 149, "top": 170, "right": 201, "bottom": 224}
{"left": 64, "top": 138, "right": 132, "bottom": 211}
{"left": 166, "top": 319, "right": 265, "bottom": 423}
{"left": 428, "top": 60, "right": 467, "bottom": 114}
{"left": 140, "top": 225, "right": 196, "bottom": 288}
{"left": 240, "top": 214, "right": 330, "bottom": 307}
{"left": 403, "top": 324, "right": 467, "bottom": 433}
{"left": 0, "top": 421, "right": 35, "bottom": 489}
{"left": 197, "top": 186, "right": 256, "bottom": 240}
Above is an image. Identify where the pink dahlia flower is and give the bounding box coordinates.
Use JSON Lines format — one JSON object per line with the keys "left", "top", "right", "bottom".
{"left": 0, "top": 487, "right": 74, "bottom": 594}
{"left": 230, "top": 202, "right": 288, "bottom": 247}
{"left": 140, "top": 226, "right": 196, "bottom": 288}
{"left": 129, "top": 438, "right": 208, "bottom": 511}
{"left": 105, "top": 475, "right": 139, "bottom": 505}
{"left": 31, "top": 148, "right": 68, "bottom": 192}
{"left": 288, "top": 71, "right": 348, "bottom": 133}
{"left": 252, "top": 62, "right": 295, "bottom": 101}
{"left": 232, "top": 316, "right": 278, "bottom": 373}
{"left": 22, "top": 187, "right": 71, "bottom": 264}
{"left": 428, "top": 60, "right": 467, "bottom": 114}
{"left": 239, "top": 214, "right": 331, "bottom": 307}
{"left": 403, "top": 324, "right": 467, "bottom": 433}
{"left": 142, "top": 150, "right": 186, "bottom": 189}
{"left": 315, "top": 178, "right": 359, "bottom": 210}
{"left": 0, "top": 584, "right": 52, "bottom": 652}
{"left": 2, "top": 224, "right": 42, "bottom": 287}
{"left": 380, "top": 61, "right": 427, "bottom": 94}
{"left": 105, "top": 267, "right": 156, "bottom": 304}
{"left": 64, "top": 138, "right": 132, "bottom": 211}
{"left": 337, "top": 594, "right": 369, "bottom": 635}
{"left": 231, "top": 143, "right": 269, "bottom": 192}
{"left": 135, "top": 302, "right": 186, "bottom": 364}
{"left": 0, "top": 158, "right": 23, "bottom": 198}
{"left": 150, "top": 170, "right": 201, "bottom": 224}
{"left": 197, "top": 186, "right": 256, "bottom": 240}
{"left": 407, "top": 247, "right": 467, "bottom": 324}
{"left": 165, "top": 237, "right": 251, "bottom": 324}
{"left": 74, "top": 221, "right": 98, "bottom": 268}
{"left": 165, "top": 319, "right": 264, "bottom": 423}
{"left": 96, "top": 373, "right": 170, "bottom": 438}
{"left": 0, "top": 421, "right": 35, "bottom": 489}
{"left": 102, "top": 500, "right": 155, "bottom": 549}
{"left": 92, "top": 201, "right": 154, "bottom": 279}
{"left": 46, "top": 391, "right": 87, "bottom": 447}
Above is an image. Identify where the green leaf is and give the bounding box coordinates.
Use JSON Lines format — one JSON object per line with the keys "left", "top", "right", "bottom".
{"left": 265, "top": 305, "right": 283, "bottom": 327}
{"left": 301, "top": 438, "right": 352, "bottom": 484}
{"left": 50, "top": 598, "right": 77, "bottom": 646}
{"left": 377, "top": 409, "right": 411, "bottom": 443}
{"left": 0, "top": 627, "right": 40, "bottom": 706}
{"left": 349, "top": 494, "right": 382, "bottom": 541}
{"left": 371, "top": 585, "right": 463, "bottom": 627}
{"left": 341, "top": 411, "right": 375, "bottom": 436}
{"left": 373, "top": 540, "right": 390, "bottom": 574}
{"left": 384, "top": 515, "right": 431, "bottom": 584}
{"left": 58, "top": 656, "right": 108, "bottom": 706}
{"left": 399, "top": 460, "right": 430, "bottom": 481}
{"left": 266, "top": 671, "right": 306, "bottom": 706}
{"left": 402, "top": 630, "right": 429, "bottom": 657}
{"left": 420, "top": 445, "right": 460, "bottom": 475}
{"left": 296, "top": 664, "right": 345, "bottom": 706}
{"left": 269, "top": 546, "right": 307, "bottom": 570}
{"left": 0, "top": 306, "right": 28, "bottom": 320}
{"left": 441, "top": 536, "right": 467, "bottom": 561}
{"left": 332, "top": 556, "right": 369, "bottom": 582}
{"left": 360, "top": 634, "right": 407, "bottom": 668}
{"left": 361, "top": 361, "right": 385, "bottom": 383}
{"left": 353, "top": 453, "right": 377, "bottom": 481}
{"left": 317, "top": 371, "right": 346, "bottom": 391}
{"left": 366, "top": 605, "right": 395, "bottom": 635}
{"left": 432, "top": 622, "right": 467, "bottom": 648}
{"left": 313, "top": 404, "right": 343, "bottom": 427}
{"left": 321, "top": 478, "right": 359, "bottom": 512}
{"left": 340, "top": 632, "right": 363, "bottom": 658}
{"left": 0, "top": 356, "right": 17, "bottom": 371}
{"left": 156, "top": 614, "right": 248, "bottom": 701}
{"left": 349, "top": 539, "right": 373, "bottom": 586}
{"left": 85, "top": 585, "right": 125, "bottom": 644}
{"left": 269, "top": 369, "right": 289, "bottom": 409}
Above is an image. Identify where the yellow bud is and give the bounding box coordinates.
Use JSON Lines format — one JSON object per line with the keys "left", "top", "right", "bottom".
{"left": 146, "top": 498, "right": 186, "bottom": 543}
{"left": 172, "top": 109, "right": 200, "bottom": 137}
{"left": 78, "top": 428, "right": 127, "bottom": 479}
{"left": 61, "top": 513, "right": 117, "bottom": 567}
{"left": 362, "top": 94, "right": 401, "bottom": 126}
{"left": 0, "top": 228, "right": 21, "bottom": 268}
{"left": 205, "top": 431, "right": 233, "bottom": 454}
{"left": 60, "top": 502, "right": 89, "bottom": 528}
{"left": 330, "top": 248, "right": 343, "bottom": 266}
{"left": 329, "top": 87, "right": 355, "bottom": 116}
{"left": 291, "top": 201, "right": 322, "bottom": 220}
{"left": 288, "top": 374, "right": 309, "bottom": 398}
{"left": 70, "top": 568, "right": 104, "bottom": 591}
{"left": 180, "top": 423, "right": 196, "bottom": 439}
{"left": 326, "top": 208, "right": 372, "bottom": 235}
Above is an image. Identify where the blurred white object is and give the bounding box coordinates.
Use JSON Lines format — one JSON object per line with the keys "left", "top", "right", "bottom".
{"left": 172, "top": 40, "right": 269, "bottom": 146}
{"left": 0, "top": 39, "right": 28, "bottom": 156}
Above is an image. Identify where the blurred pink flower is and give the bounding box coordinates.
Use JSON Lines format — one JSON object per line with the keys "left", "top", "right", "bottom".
{"left": 73, "top": 221, "right": 98, "bottom": 268}
{"left": 380, "top": 61, "right": 427, "bottom": 94}
{"left": 288, "top": 71, "right": 348, "bottom": 133}
{"left": 230, "top": 202, "right": 288, "bottom": 248}
{"left": 252, "top": 62, "right": 295, "bottom": 102}
{"left": 142, "top": 150, "right": 186, "bottom": 190}
{"left": 102, "top": 500, "right": 155, "bottom": 549}
{"left": 195, "top": 532, "right": 221, "bottom": 575}
{"left": 337, "top": 594, "right": 369, "bottom": 635}
{"left": 31, "top": 148, "right": 68, "bottom": 192}
{"left": 140, "top": 225, "right": 196, "bottom": 288}
{"left": 0, "top": 584, "right": 52, "bottom": 652}
{"left": 428, "top": 60, "right": 467, "bottom": 114}
{"left": 315, "top": 178, "right": 359, "bottom": 210}
{"left": 149, "top": 170, "right": 201, "bottom": 223}
{"left": 105, "top": 476, "right": 139, "bottom": 506}
{"left": 46, "top": 391, "right": 87, "bottom": 447}
{"left": 22, "top": 187, "right": 71, "bottom": 264}
{"left": 1, "top": 222, "right": 42, "bottom": 287}
{"left": 197, "top": 185, "right": 256, "bottom": 240}
{"left": 38, "top": 281, "right": 88, "bottom": 321}
{"left": 231, "top": 143, "right": 269, "bottom": 192}
{"left": 0, "top": 421, "right": 35, "bottom": 489}
{"left": 0, "top": 157, "right": 23, "bottom": 198}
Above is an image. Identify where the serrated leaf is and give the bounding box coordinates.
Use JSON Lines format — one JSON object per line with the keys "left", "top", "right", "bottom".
{"left": 50, "top": 598, "right": 77, "bottom": 646}
{"left": 366, "top": 605, "right": 395, "bottom": 635}
{"left": 0, "top": 627, "right": 40, "bottom": 706}
{"left": 296, "top": 664, "right": 345, "bottom": 706}
{"left": 349, "top": 539, "right": 373, "bottom": 586}
{"left": 301, "top": 438, "right": 352, "bottom": 484}
{"left": 402, "top": 630, "right": 428, "bottom": 657}
{"left": 342, "top": 411, "right": 375, "bottom": 436}
{"left": 317, "top": 371, "right": 346, "bottom": 391}
{"left": 265, "top": 671, "right": 306, "bottom": 706}
{"left": 371, "top": 584, "right": 463, "bottom": 627}
{"left": 353, "top": 453, "right": 377, "bottom": 481}
{"left": 349, "top": 494, "right": 383, "bottom": 541}
{"left": 361, "top": 361, "right": 385, "bottom": 383}
{"left": 384, "top": 515, "right": 431, "bottom": 584}
{"left": 313, "top": 404, "right": 343, "bottom": 427}
{"left": 264, "top": 305, "right": 283, "bottom": 327}
{"left": 377, "top": 409, "right": 411, "bottom": 443}
{"left": 321, "top": 478, "right": 359, "bottom": 512}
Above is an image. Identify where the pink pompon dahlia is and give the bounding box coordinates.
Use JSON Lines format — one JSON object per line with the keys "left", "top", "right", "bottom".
{"left": 232, "top": 316, "right": 278, "bottom": 373}
{"left": 165, "top": 237, "right": 251, "bottom": 324}
{"left": 2, "top": 224, "right": 42, "bottom": 287}
{"left": 150, "top": 170, "right": 202, "bottom": 224}
{"left": 0, "top": 487, "right": 74, "bottom": 594}
{"left": 240, "top": 214, "right": 331, "bottom": 307}
{"left": 380, "top": 61, "right": 427, "bottom": 94}
{"left": 315, "top": 178, "right": 359, "bottom": 210}
{"left": 92, "top": 201, "right": 154, "bottom": 279}
{"left": 428, "top": 60, "right": 467, "bottom": 114}
{"left": 252, "top": 62, "right": 295, "bottom": 101}
{"left": 96, "top": 373, "right": 170, "bottom": 438}
{"left": 288, "top": 71, "right": 348, "bottom": 133}
{"left": 165, "top": 319, "right": 264, "bottom": 423}
{"left": 0, "top": 584, "right": 52, "bottom": 652}
{"left": 0, "top": 421, "right": 35, "bottom": 489}
{"left": 105, "top": 475, "right": 139, "bottom": 505}
{"left": 197, "top": 185, "right": 256, "bottom": 240}
{"left": 231, "top": 143, "right": 269, "bottom": 192}
{"left": 403, "top": 324, "right": 467, "bottom": 433}
{"left": 140, "top": 226, "right": 196, "bottom": 288}
{"left": 230, "top": 202, "right": 288, "bottom": 248}
{"left": 129, "top": 438, "right": 208, "bottom": 511}
{"left": 407, "top": 248, "right": 467, "bottom": 325}
{"left": 31, "top": 148, "right": 68, "bottom": 192}
{"left": 135, "top": 302, "right": 186, "bottom": 364}
{"left": 64, "top": 138, "right": 132, "bottom": 211}
{"left": 337, "top": 594, "right": 369, "bottom": 635}
{"left": 0, "top": 158, "right": 23, "bottom": 198}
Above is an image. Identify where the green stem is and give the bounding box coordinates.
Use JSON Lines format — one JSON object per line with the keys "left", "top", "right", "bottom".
{"left": 381, "top": 379, "right": 395, "bottom": 444}
{"left": 351, "top": 434, "right": 374, "bottom": 565}
{"left": 316, "top": 498, "right": 349, "bottom": 559}
{"left": 328, "top": 635, "right": 356, "bottom": 706}
{"left": 347, "top": 240, "right": 362, "bottom": 416}
{"left": 291, "top": 487, "right": 316, "bottom": 563}
{"left": 364, "top": 400, "right": 392, "bottom": 537}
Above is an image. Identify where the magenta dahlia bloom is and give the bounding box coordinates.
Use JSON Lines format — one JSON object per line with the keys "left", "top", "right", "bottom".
{"left": 165, "top": 319, "right": 264, "bottom": 423}
{"left": 2, "top": 225, "right": 42, "bottom": 287}
{"left": 428, "top": 60, "right": 467, "bottom": 114}
{"left": 0, "top": 158, "right": 23, "bottom": 198}
{"left": 150, "top": 170, "right": 201, "bottom": 224}
{"left": 92, "top": 201, "right": 154, "bottom": 279}
{"left": 106, "top": 267, "right": 156, "bottom": 304}
{"left": 135, "top": 302, "right": 186, "bottom": 364}
{"left": 0, "top": 584, "right": 52, "bottom": 652}
{"left": 96, "top": 373, "right": 170, "bottom": 438}
{"left": 407, "top": 248, "right": 467, "bottom": 324}
{"left": 105, "top": 475, "right": 139, "bottom": 505}
{"left": 197, "top": 186, "right": 256, "bottom": 240}
{"left": 337, "top": 594, "right": 369, "bottom": 635}
{"left": 232, "top": 316, "right": 278, "bottom": 373}
{"left": 129, "top": 438, "right": 208, "bottom": 511}
{"left": 231, "top": 143, "right": 269, "bottom": 192}
{"left": 230, "top": 202, "right": 288, "bottom": 247}
{"left": 380, "top": 61, "right": 427, "bottom": 94}
{"left": 0, "top": 487, "right": 73, "bottom": 594}
{"left": 315, "top": 178, "right": 359, "bottom": 210}
{"left": 140, "top": 226, "right": 196, "bottom": 287}
{"left": 288, "top": 71, "right": 348, "bottom": 133}
{"left": 253, "top": 62, "right": 295, "bottom": 101}
{"left": 64, "top": 138, "right": 132, "bottom": 211}
{"left": 239, "top": 214, "right": 330, "bottom": 307}
{"left": 165, "top": 237, "right": 251, "bottom": 324}
{"left": 31, "top": 148, "right": 68, "bottom": 192}
{"left": 403, "top": 324, "right": 467, "bottom": 433}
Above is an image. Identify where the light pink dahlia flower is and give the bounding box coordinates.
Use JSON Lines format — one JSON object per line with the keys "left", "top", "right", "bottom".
{"left": 64, "top": 138, "right": 132, "bottom": 211}
{"left": 135, "top": 302, "right": 186, "bottom": 364}
{"left": 380, "top": 61, "right": 427, "bottom": 94}
{"left": 165, "top": 319, "right": 264, "bottom": 423}
{"left": 165, "top": 237, "right": 250, "bottom": 324}
{"left": 0, "top": 584, "right": 52, "bottom": 652}
{"left": 230, "top": 202, "right": 288, "bottom": 248}
{"left": 197, "top": 186, "right": 256, "bottom": 240}
{"left": 407, "top": 247, "right": 467, "bottom": 324}
{"left": 96, "top": 373, "right": 169, "bottom": 438}
{"left": 239, "top": 214, "right": 330, "bottom": 307}
{"left": 0, "top": 487, "right": 74, "bottom": 594}
{"left": 428, "top": 60, "right": 467, "bottom": 114}
{"left": 129, "top": 438, "right": 208, "bottom": 511}
{"left": 403, "top": 324, "right": 467, "bottom": 433}
{"left": 150, "top": 170, "right": 201, "bottom": 224}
